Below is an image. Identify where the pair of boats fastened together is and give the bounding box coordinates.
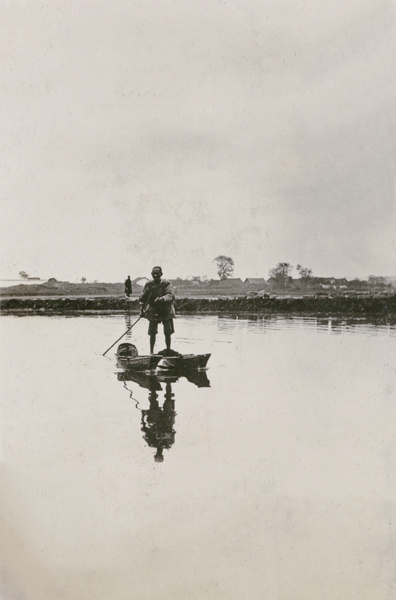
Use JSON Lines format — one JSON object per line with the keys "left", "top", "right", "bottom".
{"left": 116, "top": 343, "right": 211, "bottom": 376}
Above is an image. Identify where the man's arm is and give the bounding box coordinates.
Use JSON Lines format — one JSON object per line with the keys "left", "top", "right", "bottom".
{"left": 139, "top": 282, "right": 150, "bottom": 304}
{"left": 139, "top": 282, "right": 152, "bottom": 316}
{"left": 155, "top": 280, "right": 175, "bottom": 304}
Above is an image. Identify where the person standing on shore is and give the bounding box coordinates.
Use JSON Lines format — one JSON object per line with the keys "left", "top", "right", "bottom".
{"left": 124, "top": 275, "right": 132, "bottom": 298}
{"left": 139, "top": 266, "right": 175, "bottom": 354}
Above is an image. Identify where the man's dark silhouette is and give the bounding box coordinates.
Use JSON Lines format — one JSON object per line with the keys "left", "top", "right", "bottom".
{"left": 124, "top": 275, "right": 132, "bottom": 297}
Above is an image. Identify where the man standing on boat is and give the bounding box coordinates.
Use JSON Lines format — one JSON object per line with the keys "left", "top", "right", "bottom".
{"left": 139, "top": 266, "right": 176, "bottom": 354}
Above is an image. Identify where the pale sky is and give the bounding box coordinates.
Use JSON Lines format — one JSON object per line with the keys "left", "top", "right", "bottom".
{"left": 1, "top": 0, "right": 395, "bottom": 281}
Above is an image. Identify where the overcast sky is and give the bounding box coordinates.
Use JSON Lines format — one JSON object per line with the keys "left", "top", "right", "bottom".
{"left": 1, "top": 0, "right": 395, "bottom": 281}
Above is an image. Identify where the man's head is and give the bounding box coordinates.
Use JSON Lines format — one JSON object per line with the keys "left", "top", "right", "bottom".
{"left": 154, "top": 448, "right": 164, "bottom": 462}
{"left": 151, "top": 266, "right": 163, "bottom": 281}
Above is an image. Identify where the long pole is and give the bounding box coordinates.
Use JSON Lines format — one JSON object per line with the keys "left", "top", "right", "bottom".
{"left": 103, "top": 316, "right": 142, "bottom": 356}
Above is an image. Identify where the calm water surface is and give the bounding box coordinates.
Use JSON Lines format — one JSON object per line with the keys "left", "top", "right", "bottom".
{"left": 0, "top": 314, "right": 395, "bottom": 600}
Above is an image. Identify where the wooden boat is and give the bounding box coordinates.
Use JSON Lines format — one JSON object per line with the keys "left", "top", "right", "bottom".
{"left": 116, "top": 343, "right": 210, "bottom": 372}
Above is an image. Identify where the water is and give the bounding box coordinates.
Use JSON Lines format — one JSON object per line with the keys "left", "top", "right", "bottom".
{"left": 0, "top": 314, "right": 395, "bottom": 600}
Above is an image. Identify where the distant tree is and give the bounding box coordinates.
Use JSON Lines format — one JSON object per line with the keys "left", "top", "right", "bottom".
{"left": 268, "top": 262, "right": 293, "bottom": 287}
{"left": 296, "top": 264, "right": 313, "bottom": 280}
{"left": 214, "top": 256, "right": 234, "bottom": 280}
{"left": 19, "top": 271, "right": 29, "bottom": 279}
{"left": 81, "top": 277, "right": 87, "bottom": 284}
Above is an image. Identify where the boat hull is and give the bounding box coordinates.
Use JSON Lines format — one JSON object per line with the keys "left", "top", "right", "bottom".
{"left": 116, "top": 352, "right": 211, "bottom": 372}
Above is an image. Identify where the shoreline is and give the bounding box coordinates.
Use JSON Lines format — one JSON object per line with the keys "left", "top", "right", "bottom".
{"left": 1, "top": 295, "right": 396, "bottom": 321}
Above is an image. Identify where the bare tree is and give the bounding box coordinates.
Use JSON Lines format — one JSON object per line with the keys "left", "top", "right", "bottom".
{"left": 19, "top": 271, "right": 29, "bottom": 279}
{"left": 296, "top": 264, "right": 313, "bottom": 279}
{"left": 214, "top": 256, "right": 234, "bottom": 280}
{"left": 268, "top": 262, "right": 293, "bottom": 287}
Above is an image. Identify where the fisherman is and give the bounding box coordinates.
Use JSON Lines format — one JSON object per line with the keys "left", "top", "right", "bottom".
{"left": 139, "top": 266, "right": 175, "bottom": 354}
{"left": 124, "top": 275, "right": 132, "bottom": 298}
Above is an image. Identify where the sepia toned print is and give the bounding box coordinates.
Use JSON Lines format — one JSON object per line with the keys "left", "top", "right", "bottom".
{"left": 1, "top": 1, "right": 395, "bottom": 599}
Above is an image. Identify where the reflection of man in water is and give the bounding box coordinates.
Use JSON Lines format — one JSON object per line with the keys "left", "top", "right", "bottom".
{"left": 141, "top": 381, "right": 176, "bottom": 462}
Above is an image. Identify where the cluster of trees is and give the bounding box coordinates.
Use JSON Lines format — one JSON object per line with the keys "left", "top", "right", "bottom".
{"left": 213, "top": 258, "right": 314, "bottom": 286}
{"left": 18, "top": 257, "right": 309, "bottom": 285}
{"left": 268, "top": 262, "right": 313, "bottom": 287}
{"left": 23, "top": 258, "right": 390, "bottom": 288}
{"left": 117, "top": 257, "right": 313, "bottom": 284}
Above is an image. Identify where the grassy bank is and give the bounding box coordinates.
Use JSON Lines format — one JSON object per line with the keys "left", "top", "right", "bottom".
{"left": 1, "top": 295, "right": 396, "bottom": 319}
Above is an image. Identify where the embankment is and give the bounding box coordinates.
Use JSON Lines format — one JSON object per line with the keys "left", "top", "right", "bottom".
{"left": 1, "top": 295, "right": 396, "bottom": 319}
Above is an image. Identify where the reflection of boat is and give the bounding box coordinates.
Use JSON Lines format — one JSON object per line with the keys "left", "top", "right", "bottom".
{"left": 117, "top": 368, "right": 210, "bottom": 389}
{"left": 116, "top": 343, "right": 211, "bottom": 373}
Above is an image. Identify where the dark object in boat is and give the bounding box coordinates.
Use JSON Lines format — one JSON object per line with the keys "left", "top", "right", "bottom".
{"left": 117, "top": 342, "right": 138, "bottom": 357}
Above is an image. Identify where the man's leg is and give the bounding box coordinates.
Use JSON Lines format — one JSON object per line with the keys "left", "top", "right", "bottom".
{"left": 164, "top": 319, "right": 174, "bottom": 351}
{"left": 148, "top": 320, "right": 158, "bottom": 354}
{"left": 165, "top": 333, "right": 171, "bottom": 351}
